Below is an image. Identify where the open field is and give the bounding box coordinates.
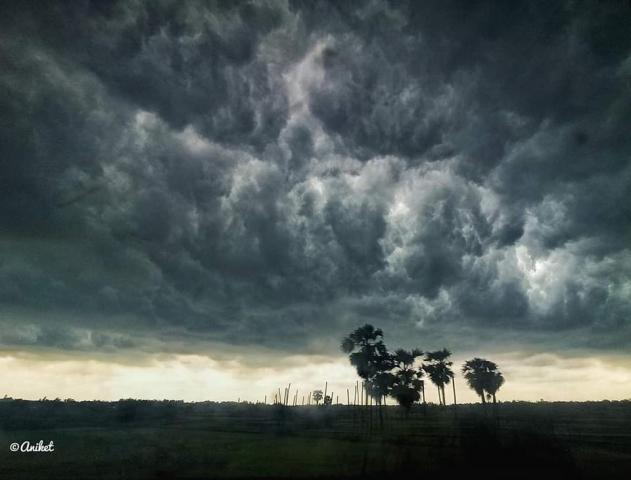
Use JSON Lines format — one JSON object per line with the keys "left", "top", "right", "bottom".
{"left": 0, "top": 400, "right": 630, "bottom": 479}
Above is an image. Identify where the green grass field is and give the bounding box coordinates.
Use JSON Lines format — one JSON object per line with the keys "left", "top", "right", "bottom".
{"left": 1, "top": 400, "right": 630, "bottom": 479}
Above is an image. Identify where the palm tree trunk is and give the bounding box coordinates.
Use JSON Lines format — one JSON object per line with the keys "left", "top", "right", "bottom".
{"left": 452, "top": 378, "right": 457, "bottom": 405}
{"left": 481, "top": 393, "right": 486, "bottom": 404}
{"left": 492, "top": 393, "right": 496, "bottom": 404}
{"left": 369, "top": 392, "right": 373, "bottom": 432}
{"left": 379, "top": 402, "right": 384, "bottom": 430}
{"left": 437, "top": 385, "right": 441, "bottom": 405}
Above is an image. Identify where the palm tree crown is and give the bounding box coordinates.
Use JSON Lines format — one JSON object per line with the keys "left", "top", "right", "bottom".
{"left": 341, "top": 324, "right": 394, "bottom": 404}
{"left": 462, "top": 357, "right": 505, "bottom": 404}
{"left": 423, "top": 349, "right": 453, "bottom": 405}
{"left": 390, "top": 348, "right": 424, "bottom": 411}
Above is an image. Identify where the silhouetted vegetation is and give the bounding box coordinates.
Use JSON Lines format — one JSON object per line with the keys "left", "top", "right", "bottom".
{"left": 340, "top": 325, "right": 513, "bottom": 414}
{"left": 341, "top": 324, "right": 394, "bottom": 405}
{"left": 424, "top": 348, "right": 455, "bottom": 406}
{"left": 462, "top": 358, "right": 505, "bottom": 404}
{"left": 390, "top": 348, "right": 424, "bottom": 411}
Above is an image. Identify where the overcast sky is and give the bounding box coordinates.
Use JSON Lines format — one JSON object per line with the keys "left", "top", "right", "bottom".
{"left": 1, "top": 0, "right": 630, "bottom": 401}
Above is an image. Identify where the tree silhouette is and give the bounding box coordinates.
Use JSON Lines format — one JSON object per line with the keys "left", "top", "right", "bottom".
{"left": 341, "top": 324, "right": 394, "bottom": 405}
{"left": 486, "top": 371, "right": 505, "bottom": 404}
{"left": 367, "top": 371, "right": 395, "bottom": 406}
{"left": 462, "top": 358, "right": 489, "bottom": 403}
{"left": 312, "top": 390, "right": 323, "bottom": 405}
{"left": 423, "top": 349, "right": 454, "bottom": 406}
{"left": 390, "top": 348, "right": 424, "bottom": 411}
{"left": 461, "top": 358, "right": 504, "bottom": 404}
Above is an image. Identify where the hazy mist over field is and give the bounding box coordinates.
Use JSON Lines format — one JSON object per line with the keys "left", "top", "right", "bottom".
{"left": 1, "top": 0, "right": 630, "bottom": 402}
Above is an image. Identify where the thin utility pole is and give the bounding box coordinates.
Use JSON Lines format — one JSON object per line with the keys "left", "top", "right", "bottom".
{"left": 452, "top": 377, "right": 457, "bottom": 405}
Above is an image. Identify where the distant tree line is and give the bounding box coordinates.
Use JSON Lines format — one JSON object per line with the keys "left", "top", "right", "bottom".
{"left": 338, "top": 324, "right": 505, "bottom": 411}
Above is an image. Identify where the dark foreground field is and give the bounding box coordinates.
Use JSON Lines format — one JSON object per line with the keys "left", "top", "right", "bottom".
{"left": 0, "top": 399, "right": 630, "bottom": 479}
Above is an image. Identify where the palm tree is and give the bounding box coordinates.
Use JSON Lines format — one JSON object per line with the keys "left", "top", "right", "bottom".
{"left": 391, "top": 348, "right": 424, "bottom": 412}
{"left": 461, "top": 358, "right": 504, "bottom": 404}
{"left": 367, "top": 371, "right": 395, "bottom": 406}
{"left": 342, "top": 324, "right": 398, "bottom": 431}
{"left": 486, "top": 371, "right": 505, "bottom": 404}
{"left": 423, "top": 349, "right": 454, "bottom": 405}
{"left": 341, "top": 324, "right": 394, "bottom": 405}
{"left": 462, "top": 358, "right": 490, "bottom": 403}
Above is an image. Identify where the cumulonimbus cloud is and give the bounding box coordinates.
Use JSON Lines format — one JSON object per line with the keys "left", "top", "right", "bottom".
{"left": 0, "top": 0, "right": 630, "bottom": 356}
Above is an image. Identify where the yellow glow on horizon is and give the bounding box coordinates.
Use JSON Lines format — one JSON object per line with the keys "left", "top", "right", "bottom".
{"left": 1, "top": 352, "right": 630, "bottom": 403}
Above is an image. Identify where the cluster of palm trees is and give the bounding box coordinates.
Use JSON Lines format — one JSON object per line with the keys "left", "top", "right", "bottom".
{"left": 341, "top": 324, "right": 505, "bottom": 410}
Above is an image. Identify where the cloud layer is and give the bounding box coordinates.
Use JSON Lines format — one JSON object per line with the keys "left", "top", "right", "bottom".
{"left": 1, "top": 0, "right": 630, "bottom": 357}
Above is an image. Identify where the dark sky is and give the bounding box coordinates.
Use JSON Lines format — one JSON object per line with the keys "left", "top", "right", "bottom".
{"left": 1, "top": 0, "right": 630, "bottom": 362}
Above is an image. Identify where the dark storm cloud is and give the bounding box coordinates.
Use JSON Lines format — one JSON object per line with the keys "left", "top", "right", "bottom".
{"left": 0, "top": 0, "right": 630, "bottom": 356}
